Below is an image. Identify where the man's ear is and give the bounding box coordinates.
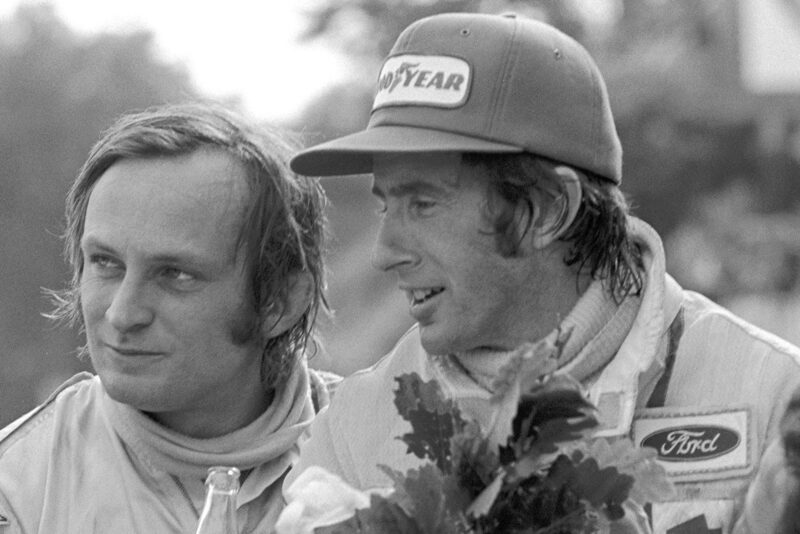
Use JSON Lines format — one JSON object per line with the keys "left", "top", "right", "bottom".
{"left": 530, "top": 165, "right": 583, "bottom": 249}
{"left": 262, "top": 272, "right": 313, "bottom": 339}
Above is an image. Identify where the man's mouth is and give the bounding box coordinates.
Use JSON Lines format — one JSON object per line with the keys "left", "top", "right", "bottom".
{"left": 407, "top": 287, "right": 444, "bottom": 306}
{"left": 106, "top": 344, "right": 162, "bottom": 357}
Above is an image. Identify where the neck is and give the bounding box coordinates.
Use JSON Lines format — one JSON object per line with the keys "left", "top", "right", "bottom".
{"left": 146, "top": 387, "right": 273, "bottom": 439}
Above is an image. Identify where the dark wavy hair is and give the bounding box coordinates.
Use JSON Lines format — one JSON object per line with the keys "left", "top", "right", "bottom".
{"left": 49, "top": 102, "right": 328, "bottom": 392}
{"left": 462, "top": 152, "right": 643, "bottom": 301}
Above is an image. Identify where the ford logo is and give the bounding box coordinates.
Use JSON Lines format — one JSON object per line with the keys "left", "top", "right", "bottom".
{"left": 641, "top": 425, "right": 740, "bottom": 462}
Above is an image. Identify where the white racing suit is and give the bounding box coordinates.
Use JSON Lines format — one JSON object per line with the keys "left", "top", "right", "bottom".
{"left": 286, "top": 218, "right": 800, "bottom": 533}
{"left": 0, "top": 363, "right": 332, "bottom": 533}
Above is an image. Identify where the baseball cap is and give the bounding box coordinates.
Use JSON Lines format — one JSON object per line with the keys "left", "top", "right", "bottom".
{"left": 290, "top": 12, "right": 622, "bottom": 184}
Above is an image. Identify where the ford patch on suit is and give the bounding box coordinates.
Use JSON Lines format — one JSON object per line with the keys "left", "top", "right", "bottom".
{"left": 632, "top": 406, "right": 751, "bottom": 480}
{"left": 641, "top": 425, "right": 740, "bottom": 462}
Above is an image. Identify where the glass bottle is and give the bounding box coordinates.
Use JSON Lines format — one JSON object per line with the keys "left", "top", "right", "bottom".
{"left": 194, "top": 466, "right": 240, "bottom": 534}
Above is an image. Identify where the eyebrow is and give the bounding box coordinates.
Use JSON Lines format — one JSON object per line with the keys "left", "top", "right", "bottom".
{"left": 80, "top": 235, "right": 115, "bottom": 256}
{"left": 80, "top": 234, "right": 215, "bottom": 268}
{"left": 371, "top": 180, "right": 448, "bottom": 199}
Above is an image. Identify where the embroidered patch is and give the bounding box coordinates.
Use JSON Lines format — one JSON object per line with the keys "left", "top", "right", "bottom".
{"left": 373, "top": 54, "right": 471, "bottom": 110}
{"left": 632, "top": 407, "right": 751, "bottom": 479}
{"left": 642, "top": 425, "right": 739, "bottom": 462}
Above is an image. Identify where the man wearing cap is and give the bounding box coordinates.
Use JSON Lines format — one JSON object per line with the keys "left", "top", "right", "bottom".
{"left": 285, "top": 12, "right": 800, "bottom": 533}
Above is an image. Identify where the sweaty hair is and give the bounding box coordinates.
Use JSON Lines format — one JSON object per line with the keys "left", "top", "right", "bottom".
{"left": 50, "top": 102, "right": 328, "bottom": 392}
{"left": 462, "top": 152, "right": 643, "bottom": 301}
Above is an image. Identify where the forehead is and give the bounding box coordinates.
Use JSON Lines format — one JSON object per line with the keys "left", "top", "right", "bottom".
{"left": 82, "top": 150, "right": 249, "bottom": 259}
{"left": 88, "top": 149, "right": 249, "bottom": 215}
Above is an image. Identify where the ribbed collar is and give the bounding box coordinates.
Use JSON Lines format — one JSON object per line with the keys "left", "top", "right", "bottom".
{"left": 432, "top": 278, "right": 641, "bottom": 395}
{"left": 558, "top": 280, "right": 641, "bottom": 383}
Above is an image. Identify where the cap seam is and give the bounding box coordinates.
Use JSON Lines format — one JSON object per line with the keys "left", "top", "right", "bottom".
{"left": 399, "top": 18, "right": 420, "bottom": 49}
{"left": 488, "top": 18, "right": 519, "bottom": 139}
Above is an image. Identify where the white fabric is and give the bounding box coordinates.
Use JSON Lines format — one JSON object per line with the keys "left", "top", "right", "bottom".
{"left": 0, "top": 362, "right": 315, "bottom": 534}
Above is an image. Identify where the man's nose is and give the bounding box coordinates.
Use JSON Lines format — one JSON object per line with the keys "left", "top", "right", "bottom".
{"left": 371, "top": 215, "right": 418, "bottom": 272}
{"left": 105, "top": 275, "right": 154, "bottom": 333}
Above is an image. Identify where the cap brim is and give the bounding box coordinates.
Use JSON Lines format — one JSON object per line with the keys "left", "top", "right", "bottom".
{"left": 290, "top": 125, "right": 523, "bottom": 176}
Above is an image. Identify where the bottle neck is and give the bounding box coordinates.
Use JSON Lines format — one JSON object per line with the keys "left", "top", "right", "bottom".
{"left": 195, "top": 467, "right": 240, "bottom": 534}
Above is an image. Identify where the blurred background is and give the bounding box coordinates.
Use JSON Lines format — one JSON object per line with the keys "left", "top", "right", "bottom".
{"left": 1, "top": 0, "right": 800, "bottom": 427}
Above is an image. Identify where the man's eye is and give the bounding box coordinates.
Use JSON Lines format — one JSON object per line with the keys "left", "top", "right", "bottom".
{"left": 87, "top": 254, "right": 122, "bottom": 272}
{"left": 410, "top": 197, "right": 436, "bottom": 213}
{"left": 161, "top": 267, "right": 196, "bottom": 284}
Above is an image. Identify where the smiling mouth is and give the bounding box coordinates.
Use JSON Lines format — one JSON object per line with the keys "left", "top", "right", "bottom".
{"left": 407, "top": 287, "right": 444, "bottom": 306}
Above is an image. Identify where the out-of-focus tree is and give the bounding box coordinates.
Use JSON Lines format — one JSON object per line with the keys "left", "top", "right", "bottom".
{"left": 291, "top": 0, "right": 800, "bottom": 374}
{"left": 0, "top": 3, "right": 204, "bottom": 426}
{"left": 598, "top": 0, "right": 762, "bottom": 234}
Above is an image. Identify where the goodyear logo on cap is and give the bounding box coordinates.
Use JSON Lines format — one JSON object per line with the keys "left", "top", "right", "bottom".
{"left": 373, "top": 54, "right": 471, "bottom": 110}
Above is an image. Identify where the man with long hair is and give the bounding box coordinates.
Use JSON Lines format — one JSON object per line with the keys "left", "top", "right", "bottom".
{"left": 0, "top": 103, "right": 331, "bottom": 532}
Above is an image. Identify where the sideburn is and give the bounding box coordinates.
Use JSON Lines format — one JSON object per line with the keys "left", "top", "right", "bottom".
{"left": 227, "top": 301, "right": 261, "bottom": 346}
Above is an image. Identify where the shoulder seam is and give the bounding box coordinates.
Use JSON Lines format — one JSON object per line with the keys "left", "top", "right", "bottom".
{"left": 0, "top": 401, "right": 56, "bottom": 459}
{"left": 347, "top": 325, "right": 420, "bottom": 380}
{"left": 685, "top": 298, "right": 800, "bottom": 364}
{"left": 0, "top": 372, "right": 94, "bottom": 456}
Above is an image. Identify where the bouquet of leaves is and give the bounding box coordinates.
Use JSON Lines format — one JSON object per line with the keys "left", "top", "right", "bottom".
{"left": 290, "top": 337, "right": 673, "bottom": 534}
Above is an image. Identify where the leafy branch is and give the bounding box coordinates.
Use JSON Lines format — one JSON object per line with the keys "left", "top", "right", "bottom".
{"left": 315, "top": 369, "right": 672, "bottom": 534}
